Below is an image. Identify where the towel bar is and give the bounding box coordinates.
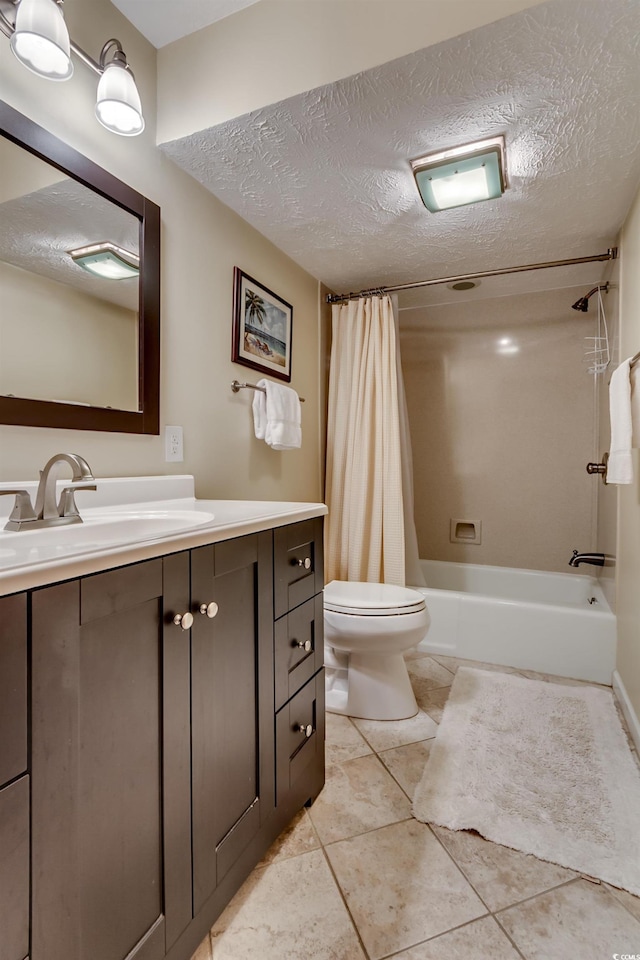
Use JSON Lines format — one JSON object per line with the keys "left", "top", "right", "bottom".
{"left": 231, "top": 380, "right": 305, "bottom": 402}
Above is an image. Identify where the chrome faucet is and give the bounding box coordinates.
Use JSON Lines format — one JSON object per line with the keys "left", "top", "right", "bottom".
{"left": 568, "top": 550, "right": 605, "bottom": 567}
{"left": 1, "top": 453, "right": 96, "bottom": 531}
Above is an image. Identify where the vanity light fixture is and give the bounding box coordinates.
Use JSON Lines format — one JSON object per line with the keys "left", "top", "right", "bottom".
{"left": 68, "top": 242, "right": 140, "bottom": 280}
{"left": 411, "top": 136, "right": 506, "bottom": 213}
{"left": 0, "top": 0, "right": 145, "bottom": 135}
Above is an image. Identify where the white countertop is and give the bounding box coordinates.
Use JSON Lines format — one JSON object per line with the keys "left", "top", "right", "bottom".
{"left": 0, "top": 475, "right": 326, "bottom": 597}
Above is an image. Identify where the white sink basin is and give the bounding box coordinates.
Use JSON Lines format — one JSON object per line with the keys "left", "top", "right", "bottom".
{"left": 0, "top": 508, "right": 216, "bottom": 558}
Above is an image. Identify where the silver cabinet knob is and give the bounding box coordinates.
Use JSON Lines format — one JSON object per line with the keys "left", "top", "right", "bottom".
{"left": 296, "top": 557, "right": 312, "bottom": 570}
{"left": 173, "top": 611, "right": 194, "bottom": 630}
{"left": 199, "top": 601, "right": 219, "bottom": 618}
{"left": 294, "top": 639, "right": 312, "bottom": 652}
{"left": 297, "top": 723, "right": 314, "bottom": 738}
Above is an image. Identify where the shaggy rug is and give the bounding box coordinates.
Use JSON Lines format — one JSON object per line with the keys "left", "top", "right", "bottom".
{"left": 412, "top": 667, "right": 640, "bottom": 895}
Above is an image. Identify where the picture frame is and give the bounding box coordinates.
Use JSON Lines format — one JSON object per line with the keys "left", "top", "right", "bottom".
{"left": 232, "top": 267, "right": 293, "bottom": 382}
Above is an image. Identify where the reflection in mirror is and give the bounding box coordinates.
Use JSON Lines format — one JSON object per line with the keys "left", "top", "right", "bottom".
{"left": 0, "top": 135, "right": 140, "bottom": 411}
{"left": 0, "top": 99, "right": 159, "bottom": 434}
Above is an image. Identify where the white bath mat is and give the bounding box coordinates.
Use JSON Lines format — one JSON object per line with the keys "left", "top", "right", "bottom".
{"left": 412, "top": 667, "right": 640, "bottom": 896}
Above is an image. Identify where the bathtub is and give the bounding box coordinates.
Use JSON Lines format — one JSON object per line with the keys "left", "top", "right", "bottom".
{"left": 411, "top": 559, "right": 616, "bottom": 685}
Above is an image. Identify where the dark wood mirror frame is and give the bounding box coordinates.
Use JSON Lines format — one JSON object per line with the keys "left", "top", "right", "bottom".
{"left": 0, "top": 100, "right": 160, "bottom": 434}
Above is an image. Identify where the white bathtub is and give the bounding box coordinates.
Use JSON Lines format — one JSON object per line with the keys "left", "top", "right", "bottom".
{"left": 412, "top": 559, "right": 616, "bottom": 685}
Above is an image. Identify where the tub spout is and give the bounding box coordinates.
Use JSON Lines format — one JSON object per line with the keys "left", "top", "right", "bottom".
{"left": 569, "top": 550, "right": 605, "bottom": 567}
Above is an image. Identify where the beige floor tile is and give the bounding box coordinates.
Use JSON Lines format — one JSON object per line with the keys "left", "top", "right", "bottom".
{"left": 414, "top": 685, "right": 450, "bottom": 722}
{"left": 326, "top": 819, "right": 487, "bottom": 960}
{"left": 432, "top": 655, "right": 520, "bottom": 675}
{"left": 391, "top": 916, "right": 522, "bottom": 959}
{"left": 378, "top": 739, "right": 433, "bottom": 798}
{"left": 258, "top": 809, "right": 320, "bottom": 865}
{"left": 406, "top": 656, "right": 455, "bottom": 690}
{"left": 210, "top": 849, "right": 365, "bottom": 959}
{"left": 190, "top": 935, "right": 213, "bottom": 960}
{"left": 325, "top": 713, "right": 373, "bottom": 765}
{"left": 432, "top": 825, "right": 577, "bottom": 911}
{"left": 605, "top": 882, "right": 640, "bottom": 922}
{"left": 353, "top": 709, "right": 438, "bottom": 752}
{"left": 497, "top": 878, "right": 640, "bottom": 959}
{"left": 307, "top": 753, "right": 411, "bottom": 844}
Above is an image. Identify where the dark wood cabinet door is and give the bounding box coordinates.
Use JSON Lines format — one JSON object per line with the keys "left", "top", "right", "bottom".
{"left": 0, "top": 593, "right": 27, "bottom": 787}
{"left": 31, "top": 556, "right": 191, "bottom": 960}
{"left": 0, "top": 776, "right": 29, "bottom": 960}
{"left": 190, "top": 532, "right": 274, "bottom": 915}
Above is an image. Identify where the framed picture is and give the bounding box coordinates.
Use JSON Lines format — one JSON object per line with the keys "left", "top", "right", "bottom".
{"left": 232, "top": 267, "right": 293, "bottom": 382}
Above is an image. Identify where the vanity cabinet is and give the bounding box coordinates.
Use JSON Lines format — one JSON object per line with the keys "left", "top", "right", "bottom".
{"left": 3, "top": 516, "right": 324, "bottom": 960}
{"left": 0, "top": 594, "right": 29, "bottom": 960}
{"left": 273, "top": 518, "right": 325, "bottom": 814}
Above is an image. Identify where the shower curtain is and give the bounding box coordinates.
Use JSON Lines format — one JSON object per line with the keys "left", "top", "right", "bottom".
{"left": 325, "top": 294, "right": 425, "bottom": 586}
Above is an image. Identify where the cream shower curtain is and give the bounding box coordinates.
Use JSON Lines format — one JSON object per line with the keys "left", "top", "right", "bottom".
{"left": 325, "top": 294, "right": 424, "bottom": 586}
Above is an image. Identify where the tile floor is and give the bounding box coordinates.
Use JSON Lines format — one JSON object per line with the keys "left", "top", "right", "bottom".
{"left": 193, "top": 653, "right": 640, "bottom": 960}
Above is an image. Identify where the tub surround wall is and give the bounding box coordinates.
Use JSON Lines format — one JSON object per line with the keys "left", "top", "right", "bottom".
{"left": 615, "top": 181, "right": 640, "bottom": 737}
{"left": 400, "top": 288, "right": 595, "bottom": 574}
{"left": 0, "top": 0, "right": 321, "bottom": 504}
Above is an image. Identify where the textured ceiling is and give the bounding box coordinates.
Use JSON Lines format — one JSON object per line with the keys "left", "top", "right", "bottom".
{"left": 0, "top": 179, "right": 140, "bottom": 311}
{"left": 161, "top": 0, "right": 640, "bottom": 304}
{"left": 110, "top": 0, "right": 261, "bottom": 48}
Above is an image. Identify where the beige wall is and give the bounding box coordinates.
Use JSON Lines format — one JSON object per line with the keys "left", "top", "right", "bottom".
{"left": 0, "top": 261, "right": 138, "bottom": 410}
{"left": 615, "top": 182, "right": 640, "bottom": 722}
{"left": 400, "top": 288, "right": 595, "bottom": 572}
{"left": 0, "top": 0, "right": 322, "bottom": 503}
{"left": 157, "top": 0, "right": 546, "bottom": 143}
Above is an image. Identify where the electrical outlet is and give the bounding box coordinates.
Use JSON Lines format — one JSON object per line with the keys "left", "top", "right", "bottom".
{"left": 164, "top": 425, "right": 184, "bottom": 462}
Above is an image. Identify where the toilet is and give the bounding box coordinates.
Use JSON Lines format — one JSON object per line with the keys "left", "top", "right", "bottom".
{"left": 323, "top": 580, "right": 430, "bottom": 721}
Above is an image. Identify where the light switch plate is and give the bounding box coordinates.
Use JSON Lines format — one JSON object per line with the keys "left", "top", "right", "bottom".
{"left": 165, "top": 425, "right": 184, "bottom": 462}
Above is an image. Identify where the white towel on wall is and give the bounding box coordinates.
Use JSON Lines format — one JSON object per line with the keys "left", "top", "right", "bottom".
{"left": 252, "top": 379, "right": 301, "bottom": 450}
{"left": 607, "top": 358, "right": 640, "bottom": 484}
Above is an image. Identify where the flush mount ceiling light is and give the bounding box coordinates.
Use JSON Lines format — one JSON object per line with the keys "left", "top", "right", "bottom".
{"left": 0, "top": 0, "right": 145, "bottom": 135}
{"left": 411, "top": 136, "right": 506, "bottom": 213}
{"left": 68, "top": 242, "right": 140, "bottom": 280}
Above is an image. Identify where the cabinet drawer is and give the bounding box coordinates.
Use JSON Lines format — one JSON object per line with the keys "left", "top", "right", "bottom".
{"left": 274, "top": 595, "right": 324, "bottom": 711}
{"left": 0, "top": 594, "right": 27, "bottom": 787}
{"left": 0, "top": 776, "right": 29, "bottom": 960}
{"left": 274, "top": 518, "right": 324, "bottom": 619}
{"left": 275, "top": 671, "right": 325, "bottom": 807}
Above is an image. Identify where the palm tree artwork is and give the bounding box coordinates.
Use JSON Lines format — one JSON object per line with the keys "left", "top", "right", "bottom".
{"left": 245, "top": 290, "right": 266, "bottom": 326}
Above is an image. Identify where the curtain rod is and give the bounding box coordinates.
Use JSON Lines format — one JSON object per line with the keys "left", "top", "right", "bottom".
{"left": 326, "top": 247, "right": 618, "bottom": 304}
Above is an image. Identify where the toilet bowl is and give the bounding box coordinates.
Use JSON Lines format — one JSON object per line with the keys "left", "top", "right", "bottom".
{"left": 323, "top": 580, "right": 430, "bottom": 721}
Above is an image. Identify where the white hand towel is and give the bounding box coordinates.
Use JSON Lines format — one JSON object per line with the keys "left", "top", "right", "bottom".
{"left": 252, "top": 383, "right": 267, "bottom": 440}
{"left": 608, "top": 358, "right": 634, "bottom": 484}
{"left": 253, "top": 379, "right": 302, "bottom": 450}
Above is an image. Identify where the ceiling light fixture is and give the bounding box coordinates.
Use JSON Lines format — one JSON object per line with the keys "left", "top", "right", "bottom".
{"left": 68, "top": 241, "right": 140, "bottom": 280}
{"left": 0, "top": 0, "right": 144, "bottom": 135}
{"left": 411, "top": 136, "right": 506, "bottom": 213}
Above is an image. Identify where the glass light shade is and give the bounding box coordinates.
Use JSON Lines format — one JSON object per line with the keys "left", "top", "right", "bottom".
{"left": 68, "top": 242, "right": 140, "bottom": 280}
{"left": 10, "top": 0, "right": 73, "bottom": 80}
{"left": 95, "top": 61, "right": 144, "bottom": 136}
{"left": 412, "top": 138, "right": 505, "bottom": 213}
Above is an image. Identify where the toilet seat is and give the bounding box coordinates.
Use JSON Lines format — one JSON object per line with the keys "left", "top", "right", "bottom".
{"left": 324, "top": 580, "right": 426, "bottom": 617}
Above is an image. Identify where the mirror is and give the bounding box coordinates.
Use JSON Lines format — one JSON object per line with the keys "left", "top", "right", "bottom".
{"left": 0, "top": 100, "right": 160, "bottom": 434}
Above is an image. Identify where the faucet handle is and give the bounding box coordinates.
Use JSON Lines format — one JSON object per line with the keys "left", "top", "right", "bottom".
{"left": 0, "top": 490, "right": 38, "bottom": 525}
{"left": 58, "top": 484, "right": 97, "bottom": 519}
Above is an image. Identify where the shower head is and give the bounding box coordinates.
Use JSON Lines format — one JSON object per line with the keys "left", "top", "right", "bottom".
{"left": 571, "top": 284, "right": 609, "bottom": 312}
{"left": 571, "top": 296, "right": 590, "bottom": 312}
